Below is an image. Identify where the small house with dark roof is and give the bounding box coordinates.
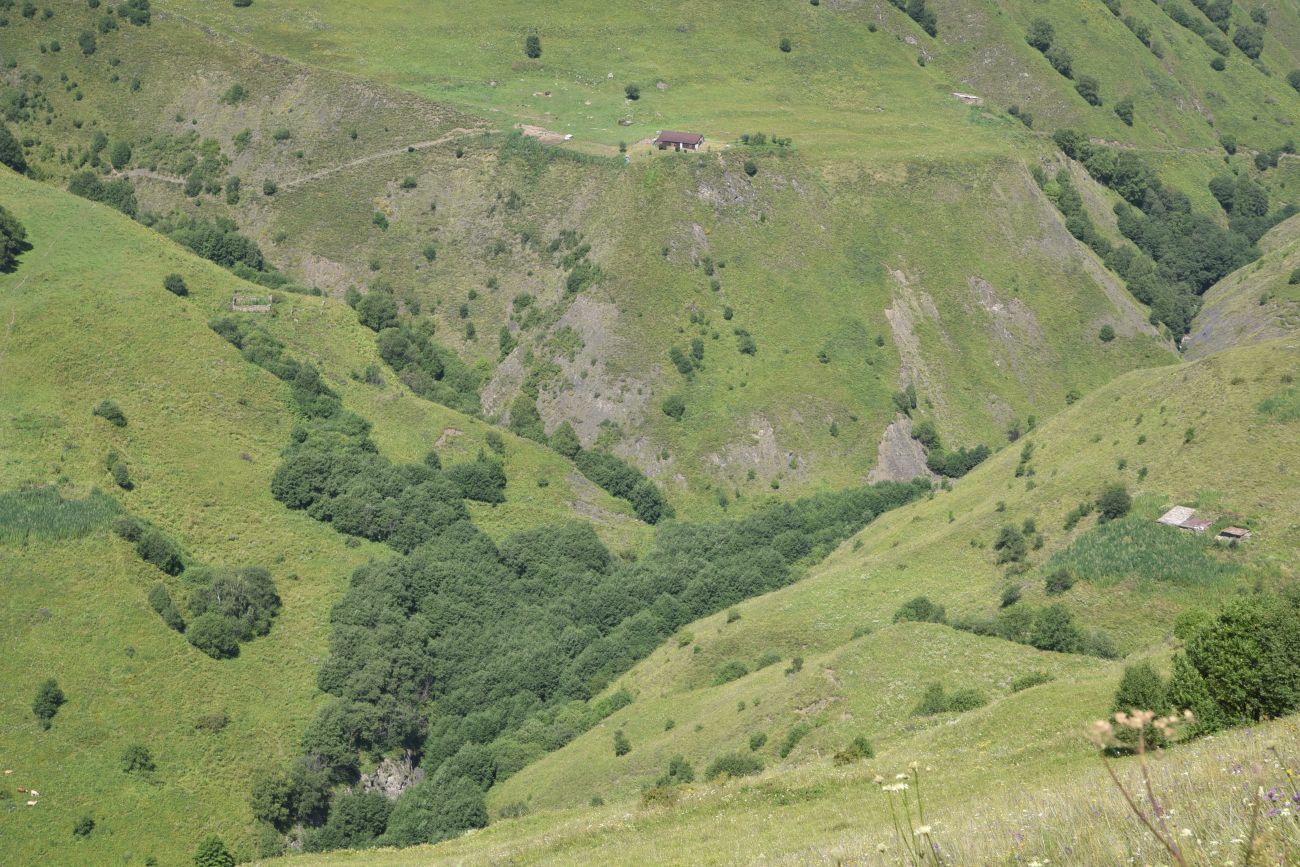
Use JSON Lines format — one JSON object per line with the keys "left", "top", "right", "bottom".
{"left": 653, "top": 131, "right": 705, "bottom": 152}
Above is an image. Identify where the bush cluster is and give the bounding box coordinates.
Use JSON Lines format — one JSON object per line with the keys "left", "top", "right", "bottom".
{"left": 913, "top": 682, "right": 987, "bottom": 716}
{"left": 1117, "top": 592, "right": 1300, "bottom": 743}
{"left": 1051, "top": 130, "right": 1287, "bottom": 333}
{"left": 574, "top": 449, "right": 672, "bottom": 524}
{"left": 889, "top": 0, "right": 936, "bottom": 36}
{"left": 351, "top": 289, "right": 480, "bottom": 415}
{"left": 909, "top": 419, "right": 990, "bottom": 478}
{"left": 0, "top": 204, "right": 28, "bottom": 272}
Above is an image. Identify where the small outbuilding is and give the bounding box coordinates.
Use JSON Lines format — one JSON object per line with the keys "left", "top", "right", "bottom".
{"left": 653, "top": 131, "right": 705, "bottom": 152}
{"left": 1216, "top": 526, "right": 1252, "bottom": 542}
{"left": 1158, "top": 506, "right": 1196, "bottom": 528}
{"left": 1157, "top": 506, "right": 1213, "bottom": 532}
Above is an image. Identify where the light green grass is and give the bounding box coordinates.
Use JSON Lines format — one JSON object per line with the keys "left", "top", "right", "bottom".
{"left": 277, "top": 335, "right": 1300, "bottom": 865}
{"left": 1044, "top": 513, "right": 1241, "bottom": 588}
{"left": 0, "top": 486, "right": 122, "bottom": 544}
{"left": 0, "top": 168, "right": 645, "bottom": 864}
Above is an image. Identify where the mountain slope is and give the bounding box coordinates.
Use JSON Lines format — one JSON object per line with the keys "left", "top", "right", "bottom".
{"left": 1, "top": 3, "right": 1192, "bottom": 514}
{"left": 1185, "top": 212, "right": 1300, "bottom": 358}
{"left": 0, "top": 168, "right": 646, "bottom": 865}
{"left": 280, "top": 333, "right": 1299, "bottom": 864}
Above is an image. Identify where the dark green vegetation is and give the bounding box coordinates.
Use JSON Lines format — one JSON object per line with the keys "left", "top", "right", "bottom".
{"left": 2, "top": 0, "right": 1300, "bottom": 862}
{"left": 255, "top": 476, "right": 924, "bottom": 849}
{"left": 1050, "top": 129, "right": 1296, "bottom": 334}
{"left": 0, "top": 203, "right": 29, "bottom": 271}
{"left": 1112, "top": 590, "right": 1300, "bottom": 739}
{"left": 112, "top": 513, "right": 281, "bottom": 658}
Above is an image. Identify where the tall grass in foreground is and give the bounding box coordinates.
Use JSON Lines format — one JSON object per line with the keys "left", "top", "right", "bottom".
{"left": 0, "top": 486, "right": 122, "bottom": 545}
{"left": 1045, "top": 516, "right": 1239, "bottom": 586}
{"left": 867, "top": 717, "right": 1300, "bottom": 865}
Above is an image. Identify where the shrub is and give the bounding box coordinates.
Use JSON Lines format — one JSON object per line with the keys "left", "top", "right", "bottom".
{"left": 193, "top": 835, "right": 235, "bottom": 867}
{"left": 355, "top": 290, "right": 400, "bottom": 331}
{"left": 134, "top": 527, "right": 184, "bottom": 575}
{"left": 110, "top": 460, "right": 132, "bottom": 491}
{"left": 704, "top": 752, "right": 763, "bottom": 780}
{"left": 748, "top": 732, "right": 767, "bottom": 751}
{"left": 0, "top": 191, "right": 31, "bottom": 264}
{"left": 164, "top": 273, "right": 188, "bottom": 296}
{"left": 832, "top": 735, "right": 874, "bottom": 765}
{"left": 446, "top": 456, "right": 508, "bottom": 504}
{"left": 993, "top": 525, "right": 1027, "bottom": 564}
{"left": 743, "top": 159, "right": 757, "bottom": 177}
{"left": 525, "top": 32, "right": 541, "bottom": 58}
{"left": 1045, "top": 44, "right": 1073, "bottom": 78}
{"left": 661, "top": 393, "right": 686, "bottom": 420}
{"left": 1211, "top": 55, "right": 1226, "bottom": 71}
{"left": 108, "top": 139, "right": 132, "bottom": 169}
{"left": 913, "top": 682, "right": 987, "bottom": 715}
{"left": 1233, "top": 23, "right": 1264, "bottom": 59}
{"left": 893, "top": 595, "right": 945, "bottom": 624}
{"left": 1095, "top": 484, "right": 1131, "bottom": 522}
{"left": 220, "top": 83, "right": 247, "bottom": 105}
{"left": 612, "top": 729, "right": 630, "bottom": 756}
{"left": 1000, "top": 584, "right": 1022, "bottom": 608}
{"left": 93, "top": 399, "right": 127, "bottom": 427}
{"left": 715, "top": 660, "right": 749, "bottom": 685}
{"left": 32, "top": 678, "right": 65, "bottom": 729}
{"left": 1010, "top": 670, "right": 1054, "bottom": 692}
{"left": 1112, "top": 660, "right": 1170, "bottom": 748}
{"left": 549, "top": 421, "right": 582, "bottom": 458}
{"left": 1029, "top": 604, "right": 1081, "bottom": 653}
{"left": 121, "top": 743, "right": 155, "bottom": 773}
{"left": 1075, "top": 75, "right": 1102, "bottom": 106}
{"left": 1098, "top": 324, "right": 1115, "bottom": 342}
{"left": 778, "top": 37, "right": 791, "bottom": 52}
{"left": 1113, "top": 97, "right": 1134, "bottom": 126}
{"left": 1044, "top": 568, "right": 1074, "bottom": 595}
{"left": 656, "top": 754, "right": 695, "bottom": 787}
{"left": 263, "top": 179, "right": 277, "bottom": 196}
{"left": 1026, "top": 18, "right": 1054, "bottom": 52}
{"left": 77, "top": 29, "right": 96, "bottom": 54}
{"left": 0, "top": 123, "right": 27, "bottom": 174}
{"left": 624, "top": 83, "right": 640, "bottom": 100}
{"left": 187, "top": 612, "right": 240, "bottom": 659}
{"left": 72, "top": 815, "right": 95, "bottom": 838}
{"left": 778, "top": 723, "right": 810, "bottom": 757}
{"left": 148, "top": 582, "right": 185, "bottom": 632}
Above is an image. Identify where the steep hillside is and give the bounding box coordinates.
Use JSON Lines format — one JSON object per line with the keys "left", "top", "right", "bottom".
{"left": 1185, "top": 212, "right": 1300, "bottom": 358}
{"left": 0, "top": 1, "right": 1202, "bottom": 515}
{"left": 0, "top": 169, "right": 646, "bottom": 865}
{"left": 2, "top": 0, "right": 1299, "bottom": 863}
{"left": 285, "top": 334, "right": 1300, "bottom": 864}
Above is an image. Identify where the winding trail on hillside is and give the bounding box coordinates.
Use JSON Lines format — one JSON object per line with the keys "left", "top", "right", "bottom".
{"left": 277, "top": 127, "right": 488, "bottom": 191}
{"left": 116, "top": 128, "right": 490, "bottom": 193}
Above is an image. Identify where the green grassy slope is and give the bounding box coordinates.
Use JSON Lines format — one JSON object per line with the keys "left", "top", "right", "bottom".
{"left": 154, "top": 0, "right": 1300, "bottom": 161}
{"left": 1186, "top": 213, "right": 1300, "bottom": 359}
{"left": 1, "top": 2, "right": 1207, "bottom": 518}
{"left": 0, "top": 168, "right": 646, "bottom": 864}
{"left": 287, "top": 712, "right": 1300, "bottom": 865}
{"left": 282, "top": 333, "right": 1299, "bottom": 864}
